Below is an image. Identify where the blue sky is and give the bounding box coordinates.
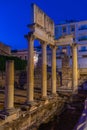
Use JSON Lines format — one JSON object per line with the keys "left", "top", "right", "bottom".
{"left": 0, "top": 0, "right": 87, "bottom": 49}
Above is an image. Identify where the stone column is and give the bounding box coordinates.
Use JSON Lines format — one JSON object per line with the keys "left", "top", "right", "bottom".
{"left": 72, "top": 44, "right": 78, "bottom": 93}
{"left": 27, "top": 35, "right": 34, "bottom": 104}
{"left": 51, "top": 46, "right": 57, "bottom": 95}
{"left": 41, "top": 42, "right": 47, "bottom": 99}
{"left": 5, "top": 60, "right": 14, "bottom": 111}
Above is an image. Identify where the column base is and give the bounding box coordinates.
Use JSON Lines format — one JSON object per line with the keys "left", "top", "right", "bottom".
{"left": 51, "top": 93, "right": 58, "bottom": 97}
{"left": 0, "top": 108, "right": 20, "bottom": 120}
{"left": 48, "top": 93, "right": 58, "bottom": 101}
{"left": 21, "top": 101, "right": 37, "bottom": 111}
{"left": 41, "top": 96, "right": 49, "bottom": 104}
{"left": 72, "top": 89, "right": 78, "bottom": 95}
{"left": 70, "top": 94, "right": 79, "bottom": 103}
{"left": 41, "top": 96, "right": 48, "bottom": 101}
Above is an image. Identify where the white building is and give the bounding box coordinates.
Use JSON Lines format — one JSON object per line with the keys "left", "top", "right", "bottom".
{"left": 55, "top": 20, "right": 87, "bottom": 68}
{"left": 11, "top": 19, "right": 87, "bottom": 69}
{"left": 11, "top": 49, "right": 39, "bottom": 66}
{"left": 11, "top": 46, "right": 56, "bottom": 68}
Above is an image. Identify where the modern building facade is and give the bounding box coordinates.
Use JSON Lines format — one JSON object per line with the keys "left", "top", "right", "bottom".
{"left": 11, "top": 20, "right": 87, "bottom": 69}
{"left": 55, "top": 20, "right": 87, "bottom": 68}
{"left": 11, "top": 49, "right": 39, "bottom": 66}
{"left": 11, "top": 46, "right": 56, "bottom": 68}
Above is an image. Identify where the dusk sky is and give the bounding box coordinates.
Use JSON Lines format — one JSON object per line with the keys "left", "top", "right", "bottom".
{"left": 0, "top": 0, "right": 87, "bottom": 49}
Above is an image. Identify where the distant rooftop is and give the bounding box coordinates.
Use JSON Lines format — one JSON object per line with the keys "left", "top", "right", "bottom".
{"left": 57, "top": 20, "right": 78, "bottom": 25}
{"left": 56, "top": 19, "right": 87, "bottom": 25}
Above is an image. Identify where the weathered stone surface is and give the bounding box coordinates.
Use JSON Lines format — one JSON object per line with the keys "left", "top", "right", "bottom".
{"left": 0, "top": 96, "right": 66, "bottom": 130}
{"left": 62, "top": 53, "right": 72, "bottom": 89}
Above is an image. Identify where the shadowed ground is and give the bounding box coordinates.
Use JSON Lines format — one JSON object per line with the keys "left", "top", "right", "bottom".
{"left": 38, "top": 90, "right": 87, "bottom": 130}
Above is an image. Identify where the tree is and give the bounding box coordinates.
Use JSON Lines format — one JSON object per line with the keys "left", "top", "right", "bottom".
{"left": 0, "top": 55, "right": 27, "bottom": 71}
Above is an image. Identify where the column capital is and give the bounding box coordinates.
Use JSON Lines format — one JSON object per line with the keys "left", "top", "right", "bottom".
{"left": 50, "top": 45, "right": 58, "bottom": 50}
{"left": 27, "top": 34, "right": 35, "bottom": 42}
{"left": 39, "top": 40, "right": 48, "bottom": 45}
{"left": 70, "top": 43, "right": 78, "bottom": 48}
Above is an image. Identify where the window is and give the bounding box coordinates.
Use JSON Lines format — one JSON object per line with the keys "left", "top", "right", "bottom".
{"left": 25, "top": 56, "right": 27, "bottom": 60}
{"left": 78, "top": 36, "right": 87, "bottom": 41}
{"left": 83, "top": 55, "right": 87, "bottom": 57}
{"left": 79, "top": 25, "right": 87, "bottom": 30}
{"left": 81, "top": 46, "right": 86, "bottom": 51}
{"left": 62, "top": 26, "right": 66, "bottom": 33}
{"left": 70, "top": 25, "right": 75, "bottom": 32}
{"left": 55, "top": 27, "right": 60, "bottom": 39}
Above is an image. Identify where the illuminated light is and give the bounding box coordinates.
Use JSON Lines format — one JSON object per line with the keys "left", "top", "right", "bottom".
{"left": 34, "top": 53, "right": 39, "bottom": 66}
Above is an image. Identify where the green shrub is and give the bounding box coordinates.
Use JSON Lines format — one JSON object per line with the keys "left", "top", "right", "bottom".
{"left": 0, "top": 55, "right": 27, "bottom": 71}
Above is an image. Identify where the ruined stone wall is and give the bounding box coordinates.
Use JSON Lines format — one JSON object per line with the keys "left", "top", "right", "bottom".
{"left": 78, "top": 68, "right": 87, "bottom": 86}
{"left": 0, "top": 72, "right": 5, "bottom": 87}
{"left": 62, "top": 53, "right": 72, "bottom": 88}
{"left": 0, "top": 71, "right": 21, "bottom": 88}
{"left": 34, "top": 56, "right": 61, "bottom": 94}
{"left": 61, "top": 53, "right": 87, "bottom": 88}
{"left": 0, "top": 96, "right": 66, "bottom": 130}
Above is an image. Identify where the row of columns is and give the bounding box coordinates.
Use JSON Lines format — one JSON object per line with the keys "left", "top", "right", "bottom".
{"left": 27, "top": 35, "right": 57, "bottom": 104}
{"left": 3, "top": 37, "right": 78, "bottom": 111}
{"left": 27, "top": 35, "right": 78, "bottom": 104}
{"left": 3, "top": 39, "right": 57, "bottom": 112}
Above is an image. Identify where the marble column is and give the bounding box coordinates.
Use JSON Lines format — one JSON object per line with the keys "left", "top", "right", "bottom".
{"left": 72, "top": 44, "right": 78, "bottom": 93}
{"left": 41, "top": 42, "right": 47, "bottom": 99}
{"left": 27, "top": 35, "right": 34, "bottom": 104}
{"left": 51, "top": 46, "right": 57, "bottom": 95}
{"left": 5, "top": 60, "right": 14, "bottom": 111}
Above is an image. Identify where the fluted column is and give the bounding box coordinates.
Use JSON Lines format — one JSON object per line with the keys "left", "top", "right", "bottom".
{"left": 27, "top": 35, "right": 34, "bottom": 103}
{"left": 51, "top": 46, "right": 57, "bottom": 95}
{"left": 5, "top": 60, "right": 14, "bottom": 110}
{"left": 41, "top": 42, "right": 47, "bottom": 98}
{"left": 72, "top": 44, "right": 78, "bottom": 93}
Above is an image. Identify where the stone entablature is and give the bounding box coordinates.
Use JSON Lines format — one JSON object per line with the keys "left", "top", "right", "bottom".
{"left": 32, "top": 4, "right": 54, "bottom": 36}
{"left": 55, "top": 35, "right": 74, "bottom": 46}
{"left": 28, "top": 4, "right": 55, "bottom": 46}
{"left": 28, "top": 23, "right": 54, "bottom": 45}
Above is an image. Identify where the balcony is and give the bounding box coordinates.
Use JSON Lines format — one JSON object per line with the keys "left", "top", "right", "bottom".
{"left": 78, "top": 36, "right": 87, "bottom": 41}
{"left": 78, "top": 25, "right": 87, "bottom": 30}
